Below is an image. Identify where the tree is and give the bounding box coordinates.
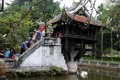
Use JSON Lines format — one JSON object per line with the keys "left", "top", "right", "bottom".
{"left": 97, "top": 0, "right": 120, "bottom": 55}
{"left": 0, "top": 0, "right": 61, "bottom": 49}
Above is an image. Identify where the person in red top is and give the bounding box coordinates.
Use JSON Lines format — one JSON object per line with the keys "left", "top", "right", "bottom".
{"left": 39, "top": 24, "right": 45, "bottom": 32}
{"left": 39, "top": 23, "right": 45, "bottom": 37}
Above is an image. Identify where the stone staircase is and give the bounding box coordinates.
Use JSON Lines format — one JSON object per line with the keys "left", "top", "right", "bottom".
{"left": 18, "top": 38, "right": 43, "bottom": 64}
{"left": 18, "top": 37, "right": 56, "bottom": 65}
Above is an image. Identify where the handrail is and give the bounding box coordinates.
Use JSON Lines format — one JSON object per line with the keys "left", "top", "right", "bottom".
{"left": 18, "top": 37, "right": 43, "bottom": 64}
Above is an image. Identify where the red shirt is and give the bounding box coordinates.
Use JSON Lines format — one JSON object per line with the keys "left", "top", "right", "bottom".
{"left": 39, "top": 26, "right": 45, "bottom": 32}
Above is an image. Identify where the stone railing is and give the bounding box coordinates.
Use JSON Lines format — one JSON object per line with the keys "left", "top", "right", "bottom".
{"left": 79, "top": 60, "right": 120, "bottom": 69}
{"left": 18, "top": 37, "right": 57, "bottom": 65}
{"left": 0, "top": 59, "right": 17, "bottom": 68}
{"left": 19, "top": 39, "right": 43, "bottom": 64}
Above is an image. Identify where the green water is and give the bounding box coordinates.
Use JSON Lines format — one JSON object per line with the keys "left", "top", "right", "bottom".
{"left": 8, "top": 66, "right": 120, "bottom": 80}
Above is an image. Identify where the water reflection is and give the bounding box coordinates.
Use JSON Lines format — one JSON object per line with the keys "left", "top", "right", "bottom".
{"left": 8, "top": 75, "right": 79, "bottom": 80}
{"left": 8, "top": 66, "right": 120, "bottom": 80}
{"left": 77, "top": 71, "right": 88, "bottom": 78}
{"left": 68, "top": 75, "right": 78, "bottom": 80}
{"left": 78, "top": 66, "right": 120, "bottom": 80}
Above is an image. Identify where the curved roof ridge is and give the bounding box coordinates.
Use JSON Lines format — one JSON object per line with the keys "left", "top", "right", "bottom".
{"left": 47, "top": 9, "right": 104, "bottom": 27}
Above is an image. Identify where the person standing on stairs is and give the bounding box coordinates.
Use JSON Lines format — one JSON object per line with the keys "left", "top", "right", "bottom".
{"left": 20, "top": 41, "right": 28, "bottom": 55}
{"left": 36, "top": 30, "right": 42, "bottom": 42}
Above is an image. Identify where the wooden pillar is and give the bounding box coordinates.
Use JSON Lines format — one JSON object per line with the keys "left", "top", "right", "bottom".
{"left": 0, "top": 0, "right": 4, "bottom": 12}
{"left": 64, "top": 25, "right": 78, "bottom": 73}
{"left": 101, "top": 27, "right": 103, "bottom": 60}
{"left": 65, "top": 37, "right": 69, "bottom": 62}
{"left": 64, "top": 25, "right": 70, "bottom": 62}
{"left": 94, "top": 28, "right": 97, "bottom": 59}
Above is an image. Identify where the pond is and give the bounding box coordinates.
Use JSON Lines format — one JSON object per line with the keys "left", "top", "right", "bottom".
{"left": 7, "top": 66, "right": 120, "bottom": 80}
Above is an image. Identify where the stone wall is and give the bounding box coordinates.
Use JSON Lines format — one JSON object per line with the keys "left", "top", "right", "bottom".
{"left": 79, "top": 60, "right": 120, "bottom": 70}
{"left": 0, "top": 59, "right": 17, "bottom": 68}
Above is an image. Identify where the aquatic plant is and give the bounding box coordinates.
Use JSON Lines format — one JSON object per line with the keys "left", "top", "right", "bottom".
{"left": 48, "top": 66, "right": 64, "bottom": 76}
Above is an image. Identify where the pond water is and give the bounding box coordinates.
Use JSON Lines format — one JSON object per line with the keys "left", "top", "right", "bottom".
{"left": 7, "top": 66, "right": 120, "bottom": 80}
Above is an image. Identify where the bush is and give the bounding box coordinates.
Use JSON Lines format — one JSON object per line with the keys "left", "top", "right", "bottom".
{"left": 14, "top": 44, "right": 20, "bottom": 52}
{"left": 48, "top": 66, "right": 64, "bottom": 76}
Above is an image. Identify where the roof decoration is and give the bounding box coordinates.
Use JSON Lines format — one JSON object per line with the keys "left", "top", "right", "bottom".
{"left": 47, "top": 0, "right": 103, "bottom": 27}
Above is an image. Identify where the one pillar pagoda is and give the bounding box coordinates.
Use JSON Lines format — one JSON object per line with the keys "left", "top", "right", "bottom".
{"left": 47, "top": 7, "right": 103, "bottom": 73}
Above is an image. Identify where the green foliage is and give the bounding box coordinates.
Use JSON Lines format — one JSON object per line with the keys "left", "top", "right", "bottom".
{"left": 104, "top": 48, "right": 111, "bottom": 54}
{"left": 16, "top": 66, "right": 64, "bottom": 77}
{"left": 48, "top": 66, "right": 64, "bottom": 76}
{"left": 0, "top": 0, "right": 61, "bottom": 49}
{"left": 97, "top": 4, "right": 109, "bottom": 24}
{"left": 14, "top": 44, "right": 20, "bottom": 52}
{"left": 97, "top": 1, "right": 120, "bottom": 56}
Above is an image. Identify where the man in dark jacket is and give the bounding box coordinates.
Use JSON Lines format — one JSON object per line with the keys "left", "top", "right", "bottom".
{"left": 20, "top": 41, "right": 28, "bottom": 55}
{"left": 36, "top": 30, "right": 42, "bottom": 41}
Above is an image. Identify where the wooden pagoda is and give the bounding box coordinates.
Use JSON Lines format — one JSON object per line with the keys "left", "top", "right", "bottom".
{"left": 47, "top": 9, "right": 103, "bottom": 63}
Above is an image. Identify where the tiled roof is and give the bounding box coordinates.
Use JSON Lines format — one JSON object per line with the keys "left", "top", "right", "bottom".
{"left": 47, "top": 12, "right": 103, "bottom": 27}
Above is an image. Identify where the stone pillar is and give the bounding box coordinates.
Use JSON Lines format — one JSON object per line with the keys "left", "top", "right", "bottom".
{"left": 0, "top": 60, "right": 6, "bottom": 78}
{"left": 67, "top": 61, "right": 78, "bottom": 74}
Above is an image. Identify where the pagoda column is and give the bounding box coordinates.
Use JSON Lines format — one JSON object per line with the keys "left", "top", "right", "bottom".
{"left": 64, "top": 25, "right": 78, "bottom": 73}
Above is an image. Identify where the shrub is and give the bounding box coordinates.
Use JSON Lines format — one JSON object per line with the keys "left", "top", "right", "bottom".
{"left": 48, "top": 66, "right": 64, "bottom": 76}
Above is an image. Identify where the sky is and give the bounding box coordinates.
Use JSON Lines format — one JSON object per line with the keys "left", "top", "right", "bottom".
{"left": 54, "top": 0, "right": 106, "bottom": 17}
{"left": 54, "top": 0, "right": 105, "bottom": 8}
{"left": 3, "top": 0, "right": 14, "bottom": 8}
{"left": 4, "top": 0, "right": 105, "bottom": 8}
{"left": 3, "top": 0, "right": 105, "bottom": 17}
